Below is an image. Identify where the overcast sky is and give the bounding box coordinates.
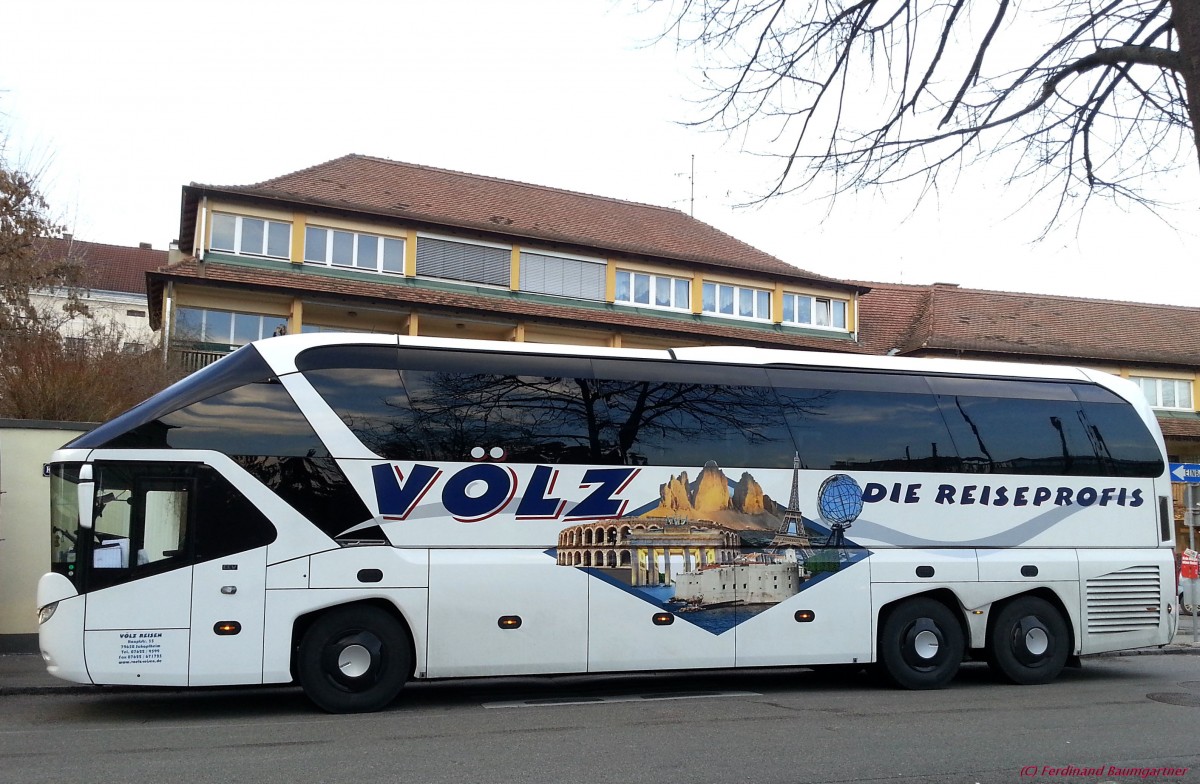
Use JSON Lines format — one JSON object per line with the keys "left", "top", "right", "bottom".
{"left": 3, "top": 0, "right": 1197, "bottom": 306}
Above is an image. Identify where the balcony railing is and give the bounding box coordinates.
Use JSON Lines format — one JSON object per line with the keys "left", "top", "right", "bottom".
{"left": 171, "top": 347, "right": 228, "bottom": 372}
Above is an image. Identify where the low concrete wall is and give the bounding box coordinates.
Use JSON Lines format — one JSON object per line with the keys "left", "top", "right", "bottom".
{"left": 0, "top": 421, "right": 90, "bottom": 652}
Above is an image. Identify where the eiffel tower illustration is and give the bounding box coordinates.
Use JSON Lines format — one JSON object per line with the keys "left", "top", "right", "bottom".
{"left": 768, "top": 452, "right": 812, "bottom": 556}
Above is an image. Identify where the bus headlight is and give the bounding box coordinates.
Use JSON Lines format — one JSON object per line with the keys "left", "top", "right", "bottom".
{"left": 37, "top": 602, "right": 58, "bottom": 625}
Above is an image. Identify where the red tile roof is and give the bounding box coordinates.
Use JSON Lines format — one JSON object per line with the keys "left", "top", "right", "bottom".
{"left": 36, "top": 237, "right": 167, "bottom": 296}
{"left": 183, "top": 154, "right": 858, "bottom": 291}
{"left": 147, "top": 259, "right": 870, "bottom": 353}
{"left": 856, "top": 281, "right": 1200, "bottom": 367}
{"left": 1158, "top": 418, "right": 1200, "bottom": 441}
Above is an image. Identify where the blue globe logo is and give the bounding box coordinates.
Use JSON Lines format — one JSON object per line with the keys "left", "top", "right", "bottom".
{"left": 817, "top": 474, "right": 863, "bottom": 526}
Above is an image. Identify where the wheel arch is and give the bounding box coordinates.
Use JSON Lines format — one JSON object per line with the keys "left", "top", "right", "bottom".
{"left": 290, "top": 598, "right": 417, "bottom": 681}
{"left": 876, "top": 588, "right": 969, "bottom": 657}
{"left": 983, "top": 588, "right": 1076, "bottom": 657}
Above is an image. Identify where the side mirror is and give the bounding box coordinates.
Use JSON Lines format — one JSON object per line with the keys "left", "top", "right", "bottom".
{"left": 78, "top": 464, "right": 94, "bottom": 530}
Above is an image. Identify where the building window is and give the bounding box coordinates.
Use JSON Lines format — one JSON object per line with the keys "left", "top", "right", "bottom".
{"left": 782, "top": 293, "right": 849, "bottom": 330}
{"left": 702, "top": 282, "right": 770, "bottom": 321}
{"left": 175, "top": 307, "right": 288, "bottom": 348}
{"left": 521, "top": 252, "right": 605, "bottom": 300}
{"left": 210, "top": 213, "right": 291, "bottom": 259}
{"left": 615, "top": 270, "right": 690, "bottom": 311}
{"left": 304, "top": 227, "right": 405, "bottom": 275}
{"left": 416, "top": 236, "right": 510, "bottom": 287}
{"left": 1133, "top": 377, "right": 1194, "bottom": 410}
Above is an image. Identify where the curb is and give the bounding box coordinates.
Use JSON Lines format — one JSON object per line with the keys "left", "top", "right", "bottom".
{"left": 1093, "top": 645, "right": 1200, "bottom": 657}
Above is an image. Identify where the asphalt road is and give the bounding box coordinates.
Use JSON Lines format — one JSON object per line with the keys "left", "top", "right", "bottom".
{"left": 2, "top": 656, "right": 1199, "bottom": 784}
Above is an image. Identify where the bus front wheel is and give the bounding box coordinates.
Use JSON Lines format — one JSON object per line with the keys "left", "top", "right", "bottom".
{"left": 878, "top": 598, "right": 964, "bottom": 689}
{"left": 987, "top": 596, "right": 1069, "bottom": 685}
{"left": 297, "top": 606, "right": 412, "bottom": 713}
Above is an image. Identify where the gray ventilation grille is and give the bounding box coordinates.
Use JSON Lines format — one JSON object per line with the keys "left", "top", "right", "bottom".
{"left": 1085, "top": 565, "right": 1161, "bottom": 635}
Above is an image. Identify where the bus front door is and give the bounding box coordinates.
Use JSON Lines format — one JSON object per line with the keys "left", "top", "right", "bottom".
{"left": 82, "top": 469, "right": 195, "bottom": 686}
{"left": 81, "top": 462, "right": 269, "bottom": 687}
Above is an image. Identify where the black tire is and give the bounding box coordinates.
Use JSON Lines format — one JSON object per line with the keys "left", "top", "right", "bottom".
{"left": 986, "top": 596, "right": 1069, "bottom": 685}
{"left": 297, "top": 606, "right": 412, "bottom": 713}
{"left": 878, "top": 598, "right": 965, "bottom": 689}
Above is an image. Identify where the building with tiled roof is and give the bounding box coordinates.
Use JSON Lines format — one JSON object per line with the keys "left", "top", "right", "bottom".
{"left": 33, "top": 236, "right": 165, "bottom": 350}
{"left": 858, "top": 281, "right": 1200, "bottom": 366}
{"left": 152, "top": 154, "right": 866, "bottom": 368}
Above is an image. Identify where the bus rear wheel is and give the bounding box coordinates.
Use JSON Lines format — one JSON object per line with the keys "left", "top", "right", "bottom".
{"left": 878, "top": 598, "right": 964, "bottom": 689}
{"left": 297, "top": 606, "right": 411, "bottom": 713}
{"left": 987, "top": 596, "right": 1068, "bottom": 685}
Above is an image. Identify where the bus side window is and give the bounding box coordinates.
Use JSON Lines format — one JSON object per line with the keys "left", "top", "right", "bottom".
{"left": 136, "top": 481, "right": 191, "bottom": 568}
{"left": 86, "top": 466, "right": 194, "bottom": 590}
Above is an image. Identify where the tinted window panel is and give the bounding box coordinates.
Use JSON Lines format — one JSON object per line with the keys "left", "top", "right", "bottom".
{"left": 193, "top": 464, "right": 277, "bottom": 561}
{"left": 95, "top": 378, "right": 328, "bottom": 458}
{"left": 71, "top": 345, "right": 279, "bottom": 449}
{"left": 232, "top": 455, "right": 374, "bottom": 542}
{"left": 1077, "top": 401, "right": 1164, "bottom": 477}
{"left": 297, "top": 348, "right": 1163, "bottom": 478}
{"left": 937, "top": 395, "right": 1097, "bottom": 475}
{"left": 304, "top": 351, "right": 795, "bottom": 467}
{"left": 772, "top": 386, "right": 955, "bottom": 471}
{"left": 590, "top": 377, "right": 794, "bottom": 468}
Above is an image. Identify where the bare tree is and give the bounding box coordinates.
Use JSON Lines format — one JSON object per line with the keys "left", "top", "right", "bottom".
{"left": 0, "top": 137, "right": 184, "bottom": 421}
{"left": 644, "top": 0, "right": 1199, "bottom": 224}
{"left": 0, "top": 145, "right": 87, "bottom": 330}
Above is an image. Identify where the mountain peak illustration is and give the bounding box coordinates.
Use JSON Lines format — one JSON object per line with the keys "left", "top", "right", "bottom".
{"left": 690, "top": 461, "right": 731, "bottom": 512}
{"left": 642, "top": 463, "right": 784, "bottom": 529}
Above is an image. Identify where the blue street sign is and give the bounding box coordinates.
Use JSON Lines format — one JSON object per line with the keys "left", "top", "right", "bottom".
{"left": 1170, "top": 463, "right": 1200, "bottom": 483}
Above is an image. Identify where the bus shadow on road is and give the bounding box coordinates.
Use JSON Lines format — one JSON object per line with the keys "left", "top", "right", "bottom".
{"left": 49, "top": 655, "right": 1157, "bottom": 721}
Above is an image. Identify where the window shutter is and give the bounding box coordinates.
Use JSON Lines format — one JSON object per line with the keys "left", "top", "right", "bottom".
{"left": 519, "top": 252, "right": 604, "bottom": 300}
{"left": 416, "top": 237, "right": 510, "bottom": 286}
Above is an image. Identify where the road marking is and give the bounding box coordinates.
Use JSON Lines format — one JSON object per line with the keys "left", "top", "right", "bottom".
{"left": 482, "top": 690, "right": 760, "bottom": 709}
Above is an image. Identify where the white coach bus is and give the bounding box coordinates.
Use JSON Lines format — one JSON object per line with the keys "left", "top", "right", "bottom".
{"left": 37, "top": 335, "right": 1179, "bottom": 712}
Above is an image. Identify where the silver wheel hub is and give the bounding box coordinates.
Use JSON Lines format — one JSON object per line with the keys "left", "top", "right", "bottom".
{"left": 338, "top": 644, "right": 373, "bottom": 678}
{"left": 913, "top": 629, "right": 940, "bottom": 659}
{"left": 1024, "top": 626, "right": 1049, "bottom": 656}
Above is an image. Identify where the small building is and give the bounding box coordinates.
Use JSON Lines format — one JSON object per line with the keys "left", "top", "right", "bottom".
{"left": 32, "top": 236, "right": 164, "bottom": 350}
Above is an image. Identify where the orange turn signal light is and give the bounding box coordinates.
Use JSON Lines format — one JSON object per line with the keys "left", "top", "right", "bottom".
{"left": 794, "top": 610, "right": 815, "bottom": 623}
{"left": 213, "top": 621, "right": 242, "bottom": 635}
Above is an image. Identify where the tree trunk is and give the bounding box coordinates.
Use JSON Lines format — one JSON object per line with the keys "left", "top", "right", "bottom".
{"left": 1172, "top": 0, "right": 1200, "bottom": 171}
